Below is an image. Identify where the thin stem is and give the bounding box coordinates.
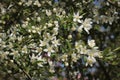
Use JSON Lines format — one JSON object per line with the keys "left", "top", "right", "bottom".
{"left": 13, "top": 60, "right": 32, "bottom": 80}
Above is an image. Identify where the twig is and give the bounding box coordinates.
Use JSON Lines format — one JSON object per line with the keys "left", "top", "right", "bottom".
{"left": 13, "top": 60, "right": 32, "bottom": 80}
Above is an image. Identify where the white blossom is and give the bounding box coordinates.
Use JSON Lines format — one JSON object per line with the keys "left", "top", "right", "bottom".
{"left": 22, "top": 45, "right": 28, "bottom": 53}
{"left": 75, "top": 41, "right": 82, "bottom": 52}
{"left": 46, "top": 10, "right": 52, "bottom": 16}
{"left": 73, "top": 12, "right": 82, "bottom": 23}
{"left": 52, "top": 38, "right": 61, "bottom": 47}
{"left": 43, "top": 45, "right": 55, "bottom": 56}
{"left": 86, "top": 56, "right": 96, "bottom": 66}
{"left": 26, "top": 0, "right": 32, "bottom": 6}
{"left": 34, "top": 0, "right": 41, "bottom": 7}
{"left": 39, "top": 39, "right": 48, "bottom": 47}
{"left": 88, "top": 39, "right": 96, "bottom": 48}
{"left": 79, "top": 18, "right": 92, "bottom": 34}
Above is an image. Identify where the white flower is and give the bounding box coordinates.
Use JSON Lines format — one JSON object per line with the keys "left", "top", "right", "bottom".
{"left": 75, "top": 41, "right": 82, "bottom": 52}
{"left": 80, "top": 46, "right": 88, "bottom": 54}
{"left": 79, "top": 18, "right": 92, "bottom": 34}
{"left": 73, "top": 12, "right": 82, "bottom": 23}
{"left": 46, "top": 10, "right": 52, "bottom": 16}
{"left": 0, "top": 38, "right": 2, "bottom": 42}
{"left": 34, "top": 0, "right": 41, "bottom": 7}
{"left": 77, "top": 26, "right": 83, "bottom": 32}
{"left": 37, "top": 55, "right": 46, "bottom": 67}
{"left": 71, "top": 53, "right": 78, "bottom": 62}
{"left": 61, "top": 54, "right": 68, "bottom": 61}
{"left": 18, "top": 2, "right": 22, "bottom": 5}
{"left": 36, "top": 47, "right": 42, "bottom": 53}
{"left": 52, "top": 38, "right": 61, "bottom": 47}
{"left": 17, "top": 36, "right": 23, "bottom": 42}
{"left": 26, "top": 0, "right": 32, "bottom": 6}
{"left": 43, "top": 33, "right": 54, "bottom": 40}
{"left": 38, "top": 62, "right": 43, "bottom": 67}
{"left": 68, "top": 34, "right": 72, "bottom": 39}
{"left": 31, "top": 54, "right": 37, "bottom": 61}
{"left": 71, "top": 26, "right": 76, "bottom": 31}
{"left": 53, "top": 8, "right": 57, "bottom": 13}
{"left": 11, "top": 50, "right": 19, "bottom": 56}
{"left": 37, "top": 17, "right": 41, "bottom": 22}
{"left": 86, "top": 56, "right": 96, "bottom": 66}
{"left": 88, "top": 48, "right": 102, "bottom": 58}
{"left": 22, "top": 45, "right": 28, "bottom": 53}
{"left": 32, "top": 29, "right": 37, "bottom": 33}
{"left": 39, "top": 40, "right": 48, "bottom": 47}
{"left": 43, "top": 45, "right": 55, "bottom": 56}
{"left": 21, "top": 0, "right": 25, "bottom": 3}
{"left": 47, "top": 22, "right": 53, "bottom": 27}
{"left": 8, "top": 42, "right": 13, "bottom": 49}
{"left": 88, "top": 39, "right": 95, "bottom": 48}
{"left": 54, "top": 21, "right": 59, "bottom": 27}
{"left": 1, "top": 8, "right": 6, "bottom": 14}
{"left": 53, "top": 27, "right": 59, "bottom": 35}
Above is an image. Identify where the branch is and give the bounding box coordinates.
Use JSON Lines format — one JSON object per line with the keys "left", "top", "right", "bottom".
{"left": 13, "top": 60, "right": 32, "bottom": 80}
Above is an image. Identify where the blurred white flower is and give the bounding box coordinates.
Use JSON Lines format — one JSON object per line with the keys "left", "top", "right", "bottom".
{"left": 54, "top": 21, "right": 59, "bottom": 27}
{"left": 73, "top": 12, "right": 82, "bottom": 23}
{"left": 75, "top": 41, "right": 81, "bottom": 51}
{"left": 37, "top": 62, "right": 43, "bottom": 67}
{"left": 71, "top": 53, "right": 78, "bottom": 62}
{"left": 37, "top": 54, "right": 45, "bottom": 66}
{"left": 31, "top": 54, "right": 37, "bottom": 62}
{"left": 75, "top": 41, "right": 83, "bottom": 52}
{"left": 22, "top": 45, "right": 28, "bottom": 53}
{"left": 77, "top": 26, "right": 83, "bottom": 32}
{"left": 36, "top": 47, "right": 42, "bottom": 53}
{"left": 18, "top": 2, "right": 22, "bottom": 5}
{"left": 43, "top": 33, "right": 54, "bottom": 40}
{"left": 39, "top": 39, "right": 48, "bottom": 47}
{"left": 68, "top": 34, "right": 72, "bottom": 39}
{"left": 47, "top": 22, "right": 53, "bottom": 27}
{"left": 43, "top": 45, "right": 55, "bottom": 56}
{"left": 8, "top": 42, "right": 13, "bottom": 49}
{"left": 26, "top": 0, "right": 32, "bottom": 6}
{"left": 88, "top": 39, "right": 95, "bottom": 48}
{"left": 0, "top": 38, "right": 2, "bottom": 42}
{"left": 53, "top": 8, "right": 57, "bottom": 13}
{"left": 17, "top": 36, "right": 23, "bottom": 42}
{"left": 32, "top": 29, "right": 37, "bottom": 33}
{"left": 89, "top": 48, "right": 102, "bottom": 58}
{"left": 80, "top": 46, "right": 88, "bottom": 54}
{"left": 34, "top": 0, "right": 41, "bottom": 7}
{"left": 86, "top": 56, "right": 96, "bottom": 66}
{"left": 53, "top": 27, "right": 59, "bottom": 35}
{"left": 37, "top": 17, "right": 41, "bottom": 22}
{"left": 21, "top": 0, "right": 25, "bottom": 3}
{"left": 46, "top": 10, "right": 52, "bottom": 16}
{"left": 62, "top": 10, "right": 66, "bottom": 15}
{"left": 71, "top": 26, "right": 76, "bottom": 31}
{"left": 61, "top": 54, "right": 68, "bottom": 62}
{"left": 52, "top": 38, "right": 61, "bottom": 47}
{"left": 1, "top": 7, "right": 6, "bottom": 14}
{"left": 79, "top": 18, "right": 92, "bottom": 34}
